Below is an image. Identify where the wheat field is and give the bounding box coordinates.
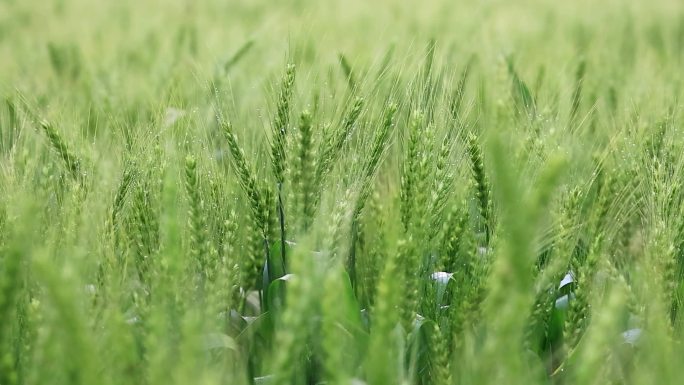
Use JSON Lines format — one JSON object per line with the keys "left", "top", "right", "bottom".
{"left": 2, "top": 0, "right": 684, "bottom": 384}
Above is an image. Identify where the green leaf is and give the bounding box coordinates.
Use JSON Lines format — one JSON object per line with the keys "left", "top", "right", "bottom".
{"left": 430, "top": 272, "right": 455, "bottom": 308}
{"left": 266, "top": 274, "right": 294, "bottom": 316}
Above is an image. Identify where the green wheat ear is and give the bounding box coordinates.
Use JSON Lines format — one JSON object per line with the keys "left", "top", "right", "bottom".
{"left": 314, "top": 96, "right": 364, "bottom": 193}
{"left": 39, "top": 120, "right": 83, "bottom": 182}
{"left": 450, "top": 56, "right": 474, "bottom": 120}
{"left": 270, "top": 241, "right": 319, "bottom": 385}
{"left": 184, "top": 155, "right": 208, "bottom": 281}
{"left": 366, "top": 239, "right": 402, "bottom": 385}
{"left": 294, "top": 110, "right": 315, "bottom": 231}
{"left": 1, "top": 98, "right": 19, "bottom": 155}
{"left": 219, "top": 118, "right": 267, "bottom": 236}
{"left": 130, "top": 174, "right": 161, "bottom": 286}
{"left": 430, "top": 129, "right": 455, "bottom": 239}
{"left": 466, "top": 132, "right": 490, "bottom": 244}
{"left": 356, "top": 102, "right": 397, "bottom": 220}
{"left": 270, "top": 63, "right": 296, "bottom": 186}
{"left": 110, "top": 166, "right": 135, "bottom": 229}
{"left": 269, "top": 63, "right": 296, "bottom": 272}
{"left": 429, "top": 323, "right": 452, "bottom": 385}
{"left": 400, "top": 110, "right": 422, "bottom": 231}
{"left": 355, "top": 103, "right": 411, "bottom": 328}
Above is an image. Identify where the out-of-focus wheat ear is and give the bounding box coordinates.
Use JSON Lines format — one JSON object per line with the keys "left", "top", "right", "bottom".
{"left": 375, "top": 43, "right": 396, "bottom": 80}
{"left": 108, "top": 164, "right": 135, "bottom": 257}
{"left": 570, "top": 57, "right": 587, "bottom": 123}
{"left": 315, "top": 97, "right": 364, "bottom": 187}
{"left": 412, "top": 120, "right": 435, "bottom": 234}
{"left": 32, "top": 257, "right": 97, "bottom": 385}
{"left": 572, "top": 283, "right": 628, "bottom": 385}
{"left": 0, "top": 205, "right": 5, "bottom": 248}
{"left": 338, "top": 53, "right": 356, "bottom": 90}
{"left": 270, "top": 242, "right": 319, "bottom": 385}
{"left": 563, "top": 243, "right": 600, "bottom": 354}
{"left": 645, "top": 114, "right": 669, "bottom": 160}
{"left": 0, "top": 212, "right": 27, "bottom": 385}
{"left": 46, "top": 42, "right": 82, "bottom": 80}
{"left": 400, "top": 110, "right": 423, "bottom": 231}
{"left": 429, "top": 322, "right": 452, "bottom": 385}
{"left": 1, "top": 97, "right": 20, "bottom": 155}
{"left": 355, "top": 103, "right": 398, "bottom": 220}
{"left": 348, "top": 102, "right": 397, "bottom": 289}
{"left": 110, "top": 165, "right": 135, "bottom": 230}
{"left": 320, "top": 267, "right": 349, "bottom": 384}
{"left": 450, "top": 56, "right": 474, "bottom": 121}
{"left": 366, "top": 240, "right": 402, "bottom": 385}
{"left": 130, "top": 178, "right": 161, "bottom": 287}
{"left": 420, "top": 38, "right": 437, "bottom": 111}
{"left": 39, "top": 120, "right": 83, "bottom": 182}
{"left": 224, "top": 39, "right": 255, "bottom": 73}
{"left": 506, "top": 56, "right": 536, "bottom": 119}
{"left": 400, "top": 237, "right": 420, "bottom": 330}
